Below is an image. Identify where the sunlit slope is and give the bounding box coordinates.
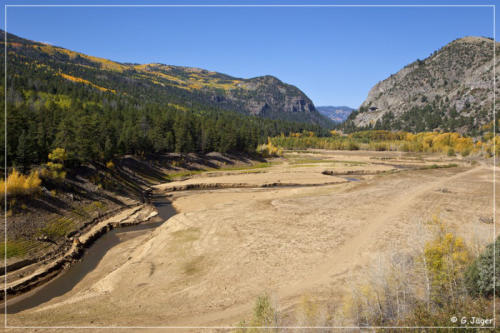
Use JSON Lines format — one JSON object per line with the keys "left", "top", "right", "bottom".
{"left": 1, "top": 30, "right": 327, "bottom": 125}
{"left": 349, "top": 36, "right": 499, "bottom": 134}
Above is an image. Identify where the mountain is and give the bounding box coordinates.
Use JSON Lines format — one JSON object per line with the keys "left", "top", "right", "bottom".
{"left": 349, "top": 36, "right": 499, "bottom": 134}
{"left": 2, "top": 30, "right": 327, "bottom": 125}
{"left": 316, "top": 106, "right": 354, "bottom": 123}
{"left": 1, "top": 30, "right": 331, "bottom": 167}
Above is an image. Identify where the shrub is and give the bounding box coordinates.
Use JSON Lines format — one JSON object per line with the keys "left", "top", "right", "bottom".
{"left": 48, "top": 147, "right": 68, "bottom": 163}
{"left": 373, "top": 142, "right": 388, "bottom": 151}
{"left": 0, "top": 169, "right": 41, "bottom": 198}
{"left": 256, "top": 138, "right": 283, "bottom": 157}
{"left": 400, "top": 142, "right": 411, "bottom": 152}
{"left": 344, "top": 218, "right": 482, "bottom": 327}
{"left": 465, "top": 236, "right": 500, "bottom": 297}
{"left": 40, "top": 163, "right": 66, "bottom": 181}
{"left": 236, "top": 294, "right": 280, "bottom": 332}
{"left": 345, "top": 140, "right": 360, "bottom": 150}
{"left": 41, "top": 148, "right": 68, "bottom": 181}
{"left": 423, "top": 230, "right": 471, "bottom": 303}
{"left": 270, "top": 132, "right": 499, "bottom": 158}
{"left": 252, "top": 294, "right": 275, "bottom": 327}
{"left": 330, "top": 130, "right": 340, "bottom": 137}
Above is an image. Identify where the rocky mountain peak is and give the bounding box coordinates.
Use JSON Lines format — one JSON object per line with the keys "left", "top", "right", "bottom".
{"left": 352, "top": 36, "right": 498, "bottom": 133}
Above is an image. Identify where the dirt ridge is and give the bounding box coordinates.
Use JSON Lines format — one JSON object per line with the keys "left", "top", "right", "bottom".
{"left": 163, "top": 180, "right": 350, "bottom": 192}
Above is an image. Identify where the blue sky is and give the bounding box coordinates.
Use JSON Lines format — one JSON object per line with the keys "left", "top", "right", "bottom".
{"left": 1, "top": 0, "right": 497, "bottom": 108}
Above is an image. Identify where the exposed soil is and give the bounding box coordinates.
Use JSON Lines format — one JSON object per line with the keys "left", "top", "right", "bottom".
{"left": 4, "top": 150, "right": 498, "bottom": 331}
{"left": 0, "top": 152, "right": 264, "bottom": 311}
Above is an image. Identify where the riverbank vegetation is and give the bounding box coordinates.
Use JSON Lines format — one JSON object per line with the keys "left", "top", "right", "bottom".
{"left": 343, "top": 219, "right": 496, "bottom": 328}
{"left": 0, "top": 168, "right": 41, "bottom": 199}
{"left": 270, "top": 130, "right": 500, "bottom": 157}
{"left": 238, "top": 218, "right": 498, "bottom": 329}
{"left": 256, "top": 139, "right": 283, "bottom": 157}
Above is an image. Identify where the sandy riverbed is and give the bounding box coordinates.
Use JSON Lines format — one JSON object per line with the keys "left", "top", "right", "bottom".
{"left": 6, "top": 150, "right": 498, "bottom": 331}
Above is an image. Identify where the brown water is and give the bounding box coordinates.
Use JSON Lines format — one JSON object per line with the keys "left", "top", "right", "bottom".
{"left": 4, "top": 199, "right": 176, "bottom": 314}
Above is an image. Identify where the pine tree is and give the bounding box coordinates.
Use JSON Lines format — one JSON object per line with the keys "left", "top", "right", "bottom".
{"left": 16, "top": 130, "right": 35, "bottom": 172}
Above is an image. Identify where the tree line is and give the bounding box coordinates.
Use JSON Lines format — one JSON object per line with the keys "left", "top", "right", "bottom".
{"left": 2, "top": 86, "right": 329, "bottom": 172}
{"left": 0, "top": 34, "right": 331, "bottom": 172}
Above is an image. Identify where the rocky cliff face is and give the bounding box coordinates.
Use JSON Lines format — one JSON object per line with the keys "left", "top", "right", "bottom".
{"left": 209, "top": 75, "right": 317, "bottom": 116}
{"left": 353, "top": 37, "right": 499, "bottom": 133}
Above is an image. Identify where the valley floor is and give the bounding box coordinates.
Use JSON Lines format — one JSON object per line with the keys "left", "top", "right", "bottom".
{"left": 5, "top": 150, "right": 499, "bottom": 331}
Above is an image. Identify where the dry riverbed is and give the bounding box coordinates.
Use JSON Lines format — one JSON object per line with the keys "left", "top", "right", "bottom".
{"left": 5, "top": 150, "right": 498, "bottom": 331}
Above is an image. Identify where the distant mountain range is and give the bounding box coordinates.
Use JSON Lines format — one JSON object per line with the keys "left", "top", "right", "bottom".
{"left": 7, "top": 29, "right": 495, "bottom": 136}
{"left": 316, "top": 106, "right": 354, "bottom": 123}
{"left": 348, "top": 36, "right": 499, "bottom": 134}
{"left": 2, "top": 30, "right": 329, "bottom": 126}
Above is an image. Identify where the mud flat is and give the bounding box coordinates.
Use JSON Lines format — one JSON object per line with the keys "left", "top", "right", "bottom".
{"left": 7, "top": 150, "right": 498, "bottom": 330}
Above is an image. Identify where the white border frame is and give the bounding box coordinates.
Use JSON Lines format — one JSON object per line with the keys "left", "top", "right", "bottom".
{"left": 2, "top": 2, "right": 496, "bottom": 330}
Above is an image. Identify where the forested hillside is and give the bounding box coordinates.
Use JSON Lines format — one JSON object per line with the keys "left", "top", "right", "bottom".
{"left": 0, "top": 31, "right": 330, "bottom": 169}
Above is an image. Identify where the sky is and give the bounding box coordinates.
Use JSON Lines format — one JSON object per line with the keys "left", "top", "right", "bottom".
{"left": 1, "top": 0, "right": 498, "bottom": 108}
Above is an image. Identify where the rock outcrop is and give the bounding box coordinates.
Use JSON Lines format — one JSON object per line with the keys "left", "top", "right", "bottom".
{"left": 352, "top": 36, "right": 499, "bottom": 132}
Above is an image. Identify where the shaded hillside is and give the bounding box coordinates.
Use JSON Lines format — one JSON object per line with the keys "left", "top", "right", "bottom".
{"left": 1, "top": 30, "right": 327, "bottom": 125}
{"left": 349, "top": 36, "right": 499, "bottom": 134}
{"left": 317, "top": 106, "right": 354, "bottom": 123}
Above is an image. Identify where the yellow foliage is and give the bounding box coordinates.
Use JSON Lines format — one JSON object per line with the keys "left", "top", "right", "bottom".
{"left": 40, "top": 167, "right": 66, "bottom": 181}
{"left": 42, "top": 148, "right": 67, "bottom": 180}
{"left": 48, "top": 147, "right": 67, "bottom": 163}
{"left": 32, "top": 43, "right": 127, "bottom": 72}
{"left": 85, "top": 55, "right": 127, "bottom": 72}
{"left": 133, "top": 64, "right": 245, "bottom": 92}
{"left": 0, "top": 169, "right": 41, "bottom": 198}
{"left": 46, "top": 162, "right": 63, "bottom": 170}
{"left": 6, "top": 42, "right": 23, "bottom": 48}
{"left": 256, "top": 138, "right": 283, "bottom": 157}
{"left": 59, "top": 73, "right": 116, "bottom": 93}
{"left": 330, "top": 130, "right": 340, "bottom": 137}
{"left": 480, "top": 135, "right": 500, "bottom": 157}
{"left": 22, "top": 91, "right": 73, "bottom": 109}
{"left": 106, "top": 161, "right": 115, "bottom": 169}
{"left": 274, "top": 130, "right": 498, "bottom": 157}
{"left": 167, "top": 103, "right": 188, "bottom": 112}
{"left": 405, "top": 133, "right": 415, "bottom": 141}
{"left": 297, "top": 295, "right": 319, "bottom": 325}
{"left": 423, "top": 219, "right": 472, "bottom": 299}
{"left": 25, "top": 171, "right": 42, "bottom": 192}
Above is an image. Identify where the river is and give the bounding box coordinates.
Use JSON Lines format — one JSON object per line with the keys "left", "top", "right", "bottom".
{"left": 4, "top": 198, "right": 176, "bottom": 314}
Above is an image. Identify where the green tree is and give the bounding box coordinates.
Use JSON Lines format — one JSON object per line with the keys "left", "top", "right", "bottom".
{"left": 465, "top": 236, "right": 500, "bottom": 297}
{"left": 15, "top": 130, "right": 35, "bottom": 172}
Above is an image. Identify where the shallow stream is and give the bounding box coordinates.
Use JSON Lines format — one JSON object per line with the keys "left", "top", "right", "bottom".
{"left": 4, "top": 198, "right": 175, "bottom": 314}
